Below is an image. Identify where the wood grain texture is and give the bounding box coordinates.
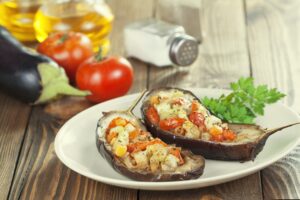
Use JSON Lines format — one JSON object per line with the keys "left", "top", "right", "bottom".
{"left": 245, "top": 0, "right": 300, "bottom": 112}
{"left": 155, "top": 0, "right": 203, "bottom": 41}
{"left": 261, "top": 145, "right": 300, "bottom": 199}
{"left": 8, "top": 107, "right": 136, "bottom": 200}
{"left": 107, "top": 0, "right": 152, "bottom": 93}
{"left": 0, "top": 93, "right": 31, "bottom": 200}
{"left": 8, "top": 0, "right": 154, "bottom": 199}
{"left": 245, "top": 0, "right": 300, "bottom": 199}
{"left": 148, "top": 0, "right": 250, "bottom": 89}
{"left": 140, "top": 174, "right": 261, "bottom": 200}
{"left": 141, "top": 0, "right": 262, "bottom": 200}
{"left": 44, "top": 97, "right": 93, "bottom": 120}
{"left": 3, "top": 0, "right": 299, "bottom": 199}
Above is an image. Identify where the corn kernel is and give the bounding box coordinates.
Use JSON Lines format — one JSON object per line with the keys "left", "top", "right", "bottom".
{"left": 115, "top": 118, "right": 127, "bottom": 127}
{"left": 150, "top": 96, "right": 160, "bottom": 105}
{"left": 115, "top": 145, "right": 127, "bottom": 157}
{"left": 209, "top": 125, "right": 223, "bottom": 136}
{"left": 110, "top": 138, "right": 117, "bottom": 145}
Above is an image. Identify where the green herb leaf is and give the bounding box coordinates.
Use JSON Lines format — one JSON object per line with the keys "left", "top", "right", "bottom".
{"left": 201, "top": 77, "right": 285, "bottom": 124}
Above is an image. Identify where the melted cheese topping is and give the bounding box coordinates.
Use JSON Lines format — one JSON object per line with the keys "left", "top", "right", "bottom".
{"left": 149, "top": 89, "right": 237, "bottom": 142}
{"left": 103, "top": 116, "right": 185, "bottom": 172}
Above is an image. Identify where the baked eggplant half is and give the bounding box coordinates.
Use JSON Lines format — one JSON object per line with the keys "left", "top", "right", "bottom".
{"left": 96, "top": 111, "right": 205, "bottom": 181}
{"left": 141, "top": 87, "right": 300, "bottom": 161}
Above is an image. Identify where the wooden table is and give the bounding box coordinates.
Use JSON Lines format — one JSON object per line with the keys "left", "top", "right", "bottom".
{"left": 1, "top": 0, "right": 300, "bottom": 199}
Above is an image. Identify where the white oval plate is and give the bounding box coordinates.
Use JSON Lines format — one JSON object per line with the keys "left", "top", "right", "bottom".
{"left": 54, "top": 88, "right": 300, "bottom": 190}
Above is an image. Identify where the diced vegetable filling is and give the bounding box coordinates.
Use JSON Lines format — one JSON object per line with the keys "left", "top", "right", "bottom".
{"left": 146, "top": 90, "right": 237, "bottom": 142}
{"left": 105, "top": 117, "right": 185, "bottom": 172}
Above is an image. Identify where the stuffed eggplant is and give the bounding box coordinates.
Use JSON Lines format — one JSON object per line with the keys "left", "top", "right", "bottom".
{"left": 96, "top": 110, "right": 205, "bottom": 181}
{"left": 141, "top": 87, "right": 299, "bottom": 161}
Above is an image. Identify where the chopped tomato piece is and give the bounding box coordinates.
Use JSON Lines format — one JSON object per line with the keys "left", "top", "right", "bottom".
{"left": 127, "top": 142, "right": 147, "bottom": 153}
{"left": 211, "top": 134, "right": 224, "bottom": 142}
{"left": 169, "top": 148, "right": 184, "bottom": 165}
{"left": 191, "top": 100, "right": 199, "bottom": 112}
{"left": 106, "top": 131, "right": 118, "bottom": 143}
{"left": 129, "top": 130, "right": 139, "bottom": 141}
{"left": 148, "top": 139, "right": 168, "bottom": 147}
{"left": 223, "top": 129, "right": 236, "bottom": 141}
{"left": 189, "top": 112, "right": 205, "bottom": 127}
{"left": 159, "top": 117, "right": 186, "bottom": 131}
{"left": 146, "top": 106, "right": 160, "bottom": 125}
{"left": 127, "top": 139, "right": 167, "bottom": 153}
{"left": 127, "top": 143, "right": 135, "bottom": 153}
{"left": 108, "top": 117, "right": 128, "bottom": 129}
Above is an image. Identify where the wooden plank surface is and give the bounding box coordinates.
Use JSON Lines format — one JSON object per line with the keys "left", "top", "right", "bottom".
{"left": 149, "top": 0, "right": 250, "bottom": 89}
{"left": 108, "top": 0, "right": 151, "bottom": 93}
{"left": 0, "top": 93, "right": 31, "bottom": 200}
{"left": 8, "top": 0, "right": 153, "bottom": 199}
{"left": 9, "top": 106, "right": 137, "bottom": 200}
{"left": 140, "top": 0, "right": 262, "bottom": 200}
{"left": 245, "top": 0, "right": 300, "bottom": 112}
{"left": 140, "top": 174, "right": 261, "bottom": 200}
{"left": 245, "top": 0, "right": 300, "bottom": 199}
{"left": 1, "top": 0, "right": 299, "bottom": 199}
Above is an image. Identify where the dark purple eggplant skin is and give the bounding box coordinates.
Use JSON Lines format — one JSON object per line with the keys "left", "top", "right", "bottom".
{"left": 141, "top": 87, "right": 284, "bottom": 161}
{"left": 0, "top": 26, "right": 52, "bottom": 103}
{"left": 96, "top": 111, "right": 205, "bottom": 181}
{"left": 144, "top": 121, "right": 268, "bottom": 161}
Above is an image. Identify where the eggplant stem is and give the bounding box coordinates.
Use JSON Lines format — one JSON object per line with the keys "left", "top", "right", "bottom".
{"left": 35, "top": 63, "right": 90, "bottom": 104}
{"left": 266, "top": 122, "right": 300, "bottom": 135}
{"left": 127, "top": 89, "right": 148, "bottom": 115}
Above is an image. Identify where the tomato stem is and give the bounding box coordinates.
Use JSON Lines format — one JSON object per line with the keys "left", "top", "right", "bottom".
{"left": 95, "top": 47, "right": 103, "bottom": 62}
{"left": 58, "top": 33, "right": 68, "bottom": 44}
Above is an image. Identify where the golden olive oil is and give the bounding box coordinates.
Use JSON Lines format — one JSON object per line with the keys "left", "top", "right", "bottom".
{"left": 34, "top": 1, "right": 113, "bottom": 53}
{"left": 0, "top": 0, "right": 40, "bottom": 42}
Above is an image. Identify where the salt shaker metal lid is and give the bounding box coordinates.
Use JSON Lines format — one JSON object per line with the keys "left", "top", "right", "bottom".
{"left": 124, "top": 19, "right": 199, "bottom": 67}
{"left": 169, "top": 34, "right": 199, "bottom": 66}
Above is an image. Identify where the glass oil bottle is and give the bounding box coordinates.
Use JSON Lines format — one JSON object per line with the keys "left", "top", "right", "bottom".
{"left": 34, "top": 0, "right": 113, "bottom": 54}
{"left": 0, "top": 0, "right": 41, "bottom": 42}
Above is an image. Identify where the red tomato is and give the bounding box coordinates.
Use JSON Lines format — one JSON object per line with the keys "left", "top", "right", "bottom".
{"left": 191, "top": 100, "right": 199, "bottom": 112}
{"left": 211, "top": 134, "right": 224, "bottom": 142}
{"left": 159, "top": 118, "right": 186, "bottom": 131}
{"left": 223, "top": 129, "right": 236, "bottom": 141}
{"left": 146, "top": 106, "right": 160, "bottom": 125}
{"left": 37, "top": 32, "right": 94, "bottom": 83}
{"left": 169, "top": 148, "right": 184, "bottom": 165}
{"left": 188, "top": 112, "right": 205, "bottom": 127}
{"left": 76, "top": 56, "right": 134, "bottom": 103}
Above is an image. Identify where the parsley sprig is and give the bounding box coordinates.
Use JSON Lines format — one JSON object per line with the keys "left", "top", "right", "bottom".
{"left": 202, "top": 77, "right": 285, "bottom": 124}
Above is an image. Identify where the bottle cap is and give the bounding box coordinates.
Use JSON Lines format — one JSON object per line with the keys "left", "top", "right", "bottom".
{"left": 169, "top": 34, "right": 199, "bottom": 66}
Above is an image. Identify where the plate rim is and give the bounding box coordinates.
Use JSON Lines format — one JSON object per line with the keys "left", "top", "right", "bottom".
{"left": 54, "top": 88, "right": 300, "bottom": 190}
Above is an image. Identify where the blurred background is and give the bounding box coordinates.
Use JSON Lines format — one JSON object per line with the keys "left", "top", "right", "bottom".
{"left": 1, "top": 0, "right": 299, "bottom": 109}
{"left": 0, "top": 0, "right": 113, "bottom": 52}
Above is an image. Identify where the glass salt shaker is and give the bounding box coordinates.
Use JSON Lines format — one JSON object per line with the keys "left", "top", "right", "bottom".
{"left": 124, "top": 19, "right": 199, "bottom": 67}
